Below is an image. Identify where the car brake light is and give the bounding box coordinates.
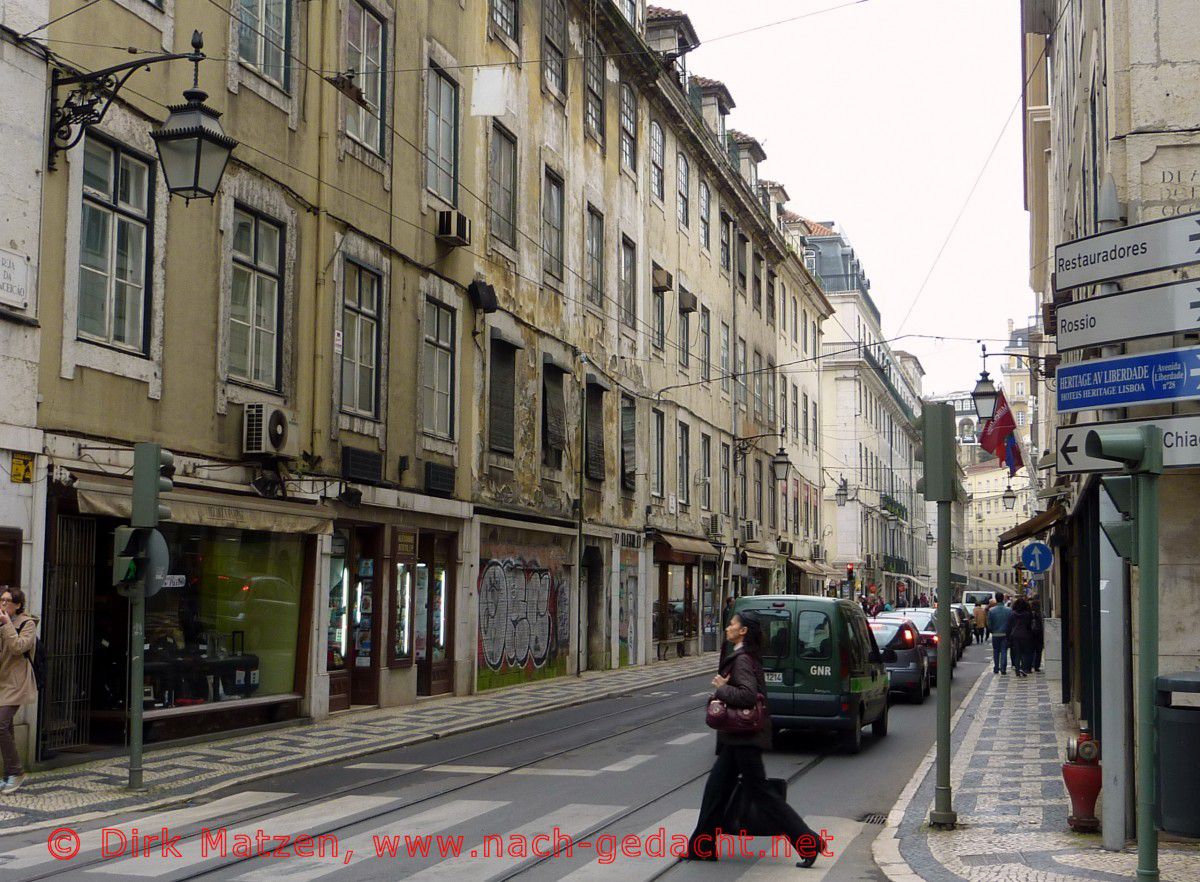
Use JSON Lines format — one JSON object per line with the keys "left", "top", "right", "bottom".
{"left": 904, "top": 629, "right": 914, "bottom": 646}
{"left": 932, "top": 634, "right": 939, "bottom": 644}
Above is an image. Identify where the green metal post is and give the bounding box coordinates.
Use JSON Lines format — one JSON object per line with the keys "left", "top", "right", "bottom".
{"left": 129, "top": 582, "right": 145, "bottom": 790}
{"left": 929, "top": 498, "right": 957, "bottom": 826}
{"left": 1136, "top": 428, "right": 1163, "bottom": 882}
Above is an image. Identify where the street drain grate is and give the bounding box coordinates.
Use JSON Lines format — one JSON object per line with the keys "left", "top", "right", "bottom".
{"left": 857, "top": 812, "right": 887, "bottom": 825}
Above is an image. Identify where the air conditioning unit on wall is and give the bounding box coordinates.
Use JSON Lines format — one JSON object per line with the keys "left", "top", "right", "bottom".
{"left": 436, "top": 209, "right": 472, "bottom": 246}
{"left": 778, "top": 540, "right": 794, "bottom": 557}
{"left": 741, "top": 520, "right": 760, "bottom": 544}
{"left": 242, "top": 403, "right": 300, "bottom": 459}
{"left": 706, "top": 513, "right": 725, "bottom": 539}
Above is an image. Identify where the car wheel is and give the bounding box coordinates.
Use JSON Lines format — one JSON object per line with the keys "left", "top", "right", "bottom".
{"left": 911, "top": 680, "right": 926, "bottom": 704}
{"left": 922, "top": 671, "right": 931, "bottom": 698}
{"left": 872, "top": 702, "right": 889, "bottom": 738}
{"left": 844, "top": 710, "right": 863, "bottom": 754}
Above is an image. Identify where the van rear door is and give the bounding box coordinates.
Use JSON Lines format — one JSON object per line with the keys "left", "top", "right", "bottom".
{"left": 792, "top": 608, "right": 839, "bottom": 718}
{"left": 750, "top": 605, "right": 794, "bottom": 717}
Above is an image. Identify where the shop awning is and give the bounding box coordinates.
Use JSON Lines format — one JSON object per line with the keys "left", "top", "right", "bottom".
{"left": 655, "top": 533, "right": 719, "bottom": 558}
{"left": 743, "top": 551, "right": 777, "bottom": 570}
{"left": 814, "top": 563, "right": 840, "bottom": 578}
{"left": 73, "top": 472, "right": 334, "bottom": 535}
{"left": 998, "top": 503, "right": 1066, "bottom": 552}
{"left": 788, "top": 558, "right": 824, "bottom": 575}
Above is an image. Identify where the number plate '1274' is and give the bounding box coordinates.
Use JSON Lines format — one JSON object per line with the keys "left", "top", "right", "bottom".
{"left": 764, "top": 672, "right": 783, "bottom": 684}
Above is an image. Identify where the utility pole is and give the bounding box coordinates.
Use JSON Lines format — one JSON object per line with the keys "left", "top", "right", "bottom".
{"left": 918, "top": 401, "right": 957, "bottom": 828}
{"left": 1088, "top": 426, "right": 1163, "bottom": 882}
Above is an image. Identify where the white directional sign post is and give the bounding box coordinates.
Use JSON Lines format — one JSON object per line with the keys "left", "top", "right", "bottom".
{"left": 1057, "top": 414, "right": 1200, "bottom": 474}
{"left": 1054, "top": 209, "right": 1200, "bottom": 291}
{"left": 1056, "top": 280, "right": 1200, "bottom": 351}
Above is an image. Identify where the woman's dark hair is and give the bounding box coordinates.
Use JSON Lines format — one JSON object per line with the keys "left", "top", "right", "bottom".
{"left": 1013, "top": 597, "right": 1030, "bottom": 613}
{"left": 731, "top": 611, "right": 765, "bottom": 658}
{"left": 3, "top": 586, "right": 25, "bottom": 614}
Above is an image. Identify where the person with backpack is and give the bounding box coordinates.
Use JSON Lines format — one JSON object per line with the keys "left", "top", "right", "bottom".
{"left": 0, "top": 586, "right": 39, "bottom": 794}
{"left": 687, "top": 611, "right": 827, "bottom": 868}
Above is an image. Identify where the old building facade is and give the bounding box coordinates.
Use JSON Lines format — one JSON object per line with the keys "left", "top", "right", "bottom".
{"left": 15, "top": 0, "right": 835, "bottom": 765}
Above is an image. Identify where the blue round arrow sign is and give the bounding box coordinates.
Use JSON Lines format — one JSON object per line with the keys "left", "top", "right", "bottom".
{"left": 1022, "top": 542, "right": 1053, "bottom": 574}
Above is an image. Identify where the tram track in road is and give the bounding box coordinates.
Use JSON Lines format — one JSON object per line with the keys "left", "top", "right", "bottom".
{"left": 11, "top": 681, "right": 711, "bottom": 882}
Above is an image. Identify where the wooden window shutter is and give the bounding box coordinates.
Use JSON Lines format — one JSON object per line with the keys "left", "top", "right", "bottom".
{"left": 621, "top": 397, "right": 637, "bottom": 491}
{"left": 543, "top": 367, "right": 567, "bottom": 452}
{"left": 585, "top": 384, "right": 605, "bottom": 481}
{"left": 489, "top": 343, "right": 516, "bottom": 454}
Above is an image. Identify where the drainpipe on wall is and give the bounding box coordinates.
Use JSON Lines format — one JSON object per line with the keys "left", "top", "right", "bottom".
{"left": 576, "top": 355, "right": 587, "bottom": 677}
{"left": 729, "top": 220, "right": 740, "bottom": 602}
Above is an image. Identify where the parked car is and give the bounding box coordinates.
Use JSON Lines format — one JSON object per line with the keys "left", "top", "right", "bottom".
{"left": 951, "top": 604, "right": 972, "bottom": 655}
{"left": 734, "top": 595, "right": 890, "bottom": 754}
{"left": 867, "top": 617, "right": 929, "bottom": 703}
{"left": 877, "top": 608, "right": 955, "bottom": 680}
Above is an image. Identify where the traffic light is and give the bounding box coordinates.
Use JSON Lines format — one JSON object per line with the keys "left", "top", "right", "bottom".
{"left": 1085, "top": 426, "right": 1164, "bottom": 475}
{"left": 916, "top": 402, "right": 956, "bottom": 502}
{"left": 1100, "top": 476, "right": 1136, "bottom": 562}
{"left": 111, "top": 526, "right": 170, "bottom": 596}
{"left": 846, "top": 563, "right": 855, "bottom": 582}
{"left": 113, "top": 526, "right": 142, "bottom": 588}
{"left": 132, "top": 442, "right": 174, "bottom": 528}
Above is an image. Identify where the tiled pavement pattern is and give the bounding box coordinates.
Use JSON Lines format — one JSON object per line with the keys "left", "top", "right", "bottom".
{"left": 874, "top": 671, "right": 1200, "bottom": 882}
{"left": 0, "top": 654, "right": 715, "bottom": 833}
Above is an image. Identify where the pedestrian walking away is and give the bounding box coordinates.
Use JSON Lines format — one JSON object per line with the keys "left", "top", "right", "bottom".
{"left": 1007, "top": 598, "right": 1035, "bottom": 677}
{"left": 0, "top": 586, "right": 39, "bottom": 794}
{"left": 1030, "top": 599, "right": 1045, "bottom": 671}
{"left": 722, "top": 595, "right": 736, "bottom": 628}
{"left": 987, "top": 593, "right": 1013, "bottom": 675}
{"left": 688, "top": 612, "right": 827, "bottom": 868}
{"left": 973, "top": 602, "right": 987, "bottom": 644}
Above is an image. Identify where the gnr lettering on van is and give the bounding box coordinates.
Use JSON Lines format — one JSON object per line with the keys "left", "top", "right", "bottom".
{"left": 810, "top": 665, "right": 832, "bottom": 676}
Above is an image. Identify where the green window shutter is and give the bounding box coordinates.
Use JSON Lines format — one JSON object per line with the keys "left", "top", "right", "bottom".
{"left": 489, "top": 343, "right": 516, "bottom": 454}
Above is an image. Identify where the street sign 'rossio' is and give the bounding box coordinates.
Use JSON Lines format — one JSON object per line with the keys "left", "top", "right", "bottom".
{"left": 1053, "top": 209, "right": 1200, "bottom": 292}
{"left": 1055, "top": 280, "right": 1200, "bottom": 351}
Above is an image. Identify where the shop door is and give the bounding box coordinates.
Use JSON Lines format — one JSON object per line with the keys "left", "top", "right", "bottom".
{"left": 327, "top": 527, "right": 381, "bottom": 710}
{"left": 584, "top": 546, "right": 608, "bottom": 671}
{"left": 416, "top": 533, "right": 454, "bottom": 696}
{"left": 40, "top": 516, "right": 95, "bottom": 755}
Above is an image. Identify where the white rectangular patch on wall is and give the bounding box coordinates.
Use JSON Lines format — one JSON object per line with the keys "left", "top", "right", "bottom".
{"left": 471, "top": 67, "right": 509, "bottom": 116}
{"left": 0, "top": 247, "right": 29, "bottom": 309}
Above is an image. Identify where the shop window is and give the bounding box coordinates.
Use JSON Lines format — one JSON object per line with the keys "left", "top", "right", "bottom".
{"left": 142, "top": 525, "right": 304, "bottom": 711}
{"left": 390, "top": 530, "right": 416, "bottom": 666}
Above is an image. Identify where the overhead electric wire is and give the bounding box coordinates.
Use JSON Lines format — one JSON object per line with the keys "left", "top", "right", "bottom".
{"left": 19, "top": 0, "right": 102, "bottom": 39}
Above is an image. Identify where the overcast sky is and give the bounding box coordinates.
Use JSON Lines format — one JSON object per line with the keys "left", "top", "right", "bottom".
{"left": 681, "top": 0, "right": 1037, "bottom": 396}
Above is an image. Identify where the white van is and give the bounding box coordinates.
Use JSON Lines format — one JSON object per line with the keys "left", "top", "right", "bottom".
{"left": 962, "top": 590, "right": 996, "bottom": 614}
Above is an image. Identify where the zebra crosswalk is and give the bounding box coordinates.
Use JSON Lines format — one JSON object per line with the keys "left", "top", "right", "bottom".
{"left": 0, "top": 793, "right": 863, "bottom": 880}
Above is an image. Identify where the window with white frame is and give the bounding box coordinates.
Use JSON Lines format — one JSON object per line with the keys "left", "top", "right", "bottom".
{"left": 720, "top": 213, "right": 731, "bottom": 270}
{"left": 699, "top": 306, "right": 710, "bottom": 381}
{"left": 542, "top": 168, "right": 564, "bottom": 280}
{"left": 700, "top": 433, "right": 711, "bottom": 509}
{"left": 678, "top": 297, "right": 690, "bottom": 368}
{"left": 585, "top": 206, "right": 604, "bottom": 306}
{"left": 422, "top": 300, "right": 455, "bottom": 438}
{"left": 792, "top": 384, "right": 799, "bottom": 442}
{"left": 489, "top": 124, "right": 516, "bottom": 246}
{"left": 491, "top": 0, "right": 517, "bottom": 41}
{"left": 345, "top": 1, "right": 384, "bottom": 152}
{"left": 720, "top": 442, "right": 730, "bottom": 514}
{"left": 229, "top": 207, "right": 283, "bottom": 388}
{"left": 79, "top": 136, "right": 152, "bottom": 353}
{"left": 238, "top": 0, "right": 289, "bottom": 87}
{"left": 620, "top": 0, "right": 636, "bottom": 22}
{"left": 619, "top": 84, "right": 637, "bottom": 171}
{"left": 341, "top": 261, "right": 380, "bottom": 417}
{"left": 584, "top": 33, "right": 605, "bottom": 140}
{"left": 802, "top": 390, "right": 809, "bottom": 444}
{"left": 677, "top": 420, "right": 690, "bottom": 504}
{"left": 650, "top": 121, "right": 664, "bottom": 200}
{"left": 753, "top": 459, "right": 763, "bottom": 521}
{"left": 425, "top": 64, "right": 457, "bottom": 203}
{"left": 652, "top": 289, "right": 665, "bottom": 350}
{"left": 677, "top": 153, "right": 690, "bottom": 227}
{"left": 735, "top": 337, "right": 746, "bottom": 404}
{"left": 767, "top": 363, "right": 776, "bottom": 426}
{"left": 699, "top": 181, "right": 710, "bottom": 249}
{"left": 542, "top": 0, "right": 567, "bottom": 93}
{"left": 720, "top": 322, "right": 730, "bottom": 393}
{"left": 651, "top": 408, "right": 664, "bottom": 496}
{"left": 620, "top": 236, "right": 636, "bottom": 327}
{"left": 752, "top": 350, "right": 763, "bottom": 416}
{"left": 791, "top": 297, "right": 798, "bottom": 343}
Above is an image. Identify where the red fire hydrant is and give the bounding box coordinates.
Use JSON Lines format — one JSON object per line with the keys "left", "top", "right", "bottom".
{"left": 1062, "top": 732, "right": 1102, "bottom": 832}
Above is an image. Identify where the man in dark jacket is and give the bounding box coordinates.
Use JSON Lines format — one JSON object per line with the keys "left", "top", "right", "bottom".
{"left": 987, "top": 594, "right": 1014, "bottom": 674}
{"left": 1007, "top": 598, "right": 1035, "bottom": 676}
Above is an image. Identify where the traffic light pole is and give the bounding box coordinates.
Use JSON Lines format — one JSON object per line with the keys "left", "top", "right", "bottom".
{"left": 128, "top": 584, "right": 146, "bottom": 790}
{"left": 1135, "top": 459, "right": 1160, "bottom": 882}
{"left": 929, "top": 497, "right": 957, "bottom": 827}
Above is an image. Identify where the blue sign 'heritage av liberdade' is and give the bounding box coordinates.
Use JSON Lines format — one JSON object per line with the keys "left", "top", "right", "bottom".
{"left": 1056, "top": 346, "right": 1200, "bottom": 413}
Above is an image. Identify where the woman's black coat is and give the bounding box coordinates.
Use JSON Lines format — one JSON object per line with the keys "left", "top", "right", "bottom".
{"left": 713, "top": 648, "right": 773, "bottom": 752}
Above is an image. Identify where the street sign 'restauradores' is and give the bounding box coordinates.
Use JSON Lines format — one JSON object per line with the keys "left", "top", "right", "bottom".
{"left": 1054, "top": 209, "right": 1200, "bottom": 291}
{"left": 1056, "top": 280, "right": 1200, "bottom": 351}
{"left": 1056, "top": 345, "right": 1200, "bottom": 413}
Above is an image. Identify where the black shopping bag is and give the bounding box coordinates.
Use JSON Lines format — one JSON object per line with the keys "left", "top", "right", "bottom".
{"left": 723, "top": 777, "right": 788, "bottom": 837}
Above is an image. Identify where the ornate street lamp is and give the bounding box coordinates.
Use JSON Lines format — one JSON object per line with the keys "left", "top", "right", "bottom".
{"left": 1002, "top": 484, "right": 1017, "bottom": 510}
{"left": 49, "top": 31, "right": 237, "bottom": 199}
{"left": 971, "top": 344, "right": 998, "bottom": 421}
{"left": 151, "top": 33, "right": 238, "bottom": 203}
{"left": 835, "top": 477, "right": 848, "bottom": 507}
{"left": 770, "top": 447, "right": 792, "bottom": 483}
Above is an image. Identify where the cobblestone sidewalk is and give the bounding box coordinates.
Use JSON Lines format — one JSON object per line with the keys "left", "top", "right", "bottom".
{"left": 0, "top": 654, "right": 715, "bottom": 834}
{"left": 873, "top": 670, "right": 1200, "bottom": 882}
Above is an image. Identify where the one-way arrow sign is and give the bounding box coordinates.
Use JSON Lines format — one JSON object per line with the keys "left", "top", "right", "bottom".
{"left": 1056, "top": 280, "right": 1200, "bottom": 351}
{"left": 1057, "top": 414, "right": 1200, "bottom": 473}
{"left": 1054, "top": 209, "right": 1200, "bottom": 291}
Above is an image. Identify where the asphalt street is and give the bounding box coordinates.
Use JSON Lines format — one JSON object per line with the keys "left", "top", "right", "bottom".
{"left": 0, "top": 644, "right": 990, "bottom": 882}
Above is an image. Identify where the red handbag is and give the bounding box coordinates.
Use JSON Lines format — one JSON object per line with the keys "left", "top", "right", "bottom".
{"left": 705, "top": 691, "right": 767, "bottom": 734}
